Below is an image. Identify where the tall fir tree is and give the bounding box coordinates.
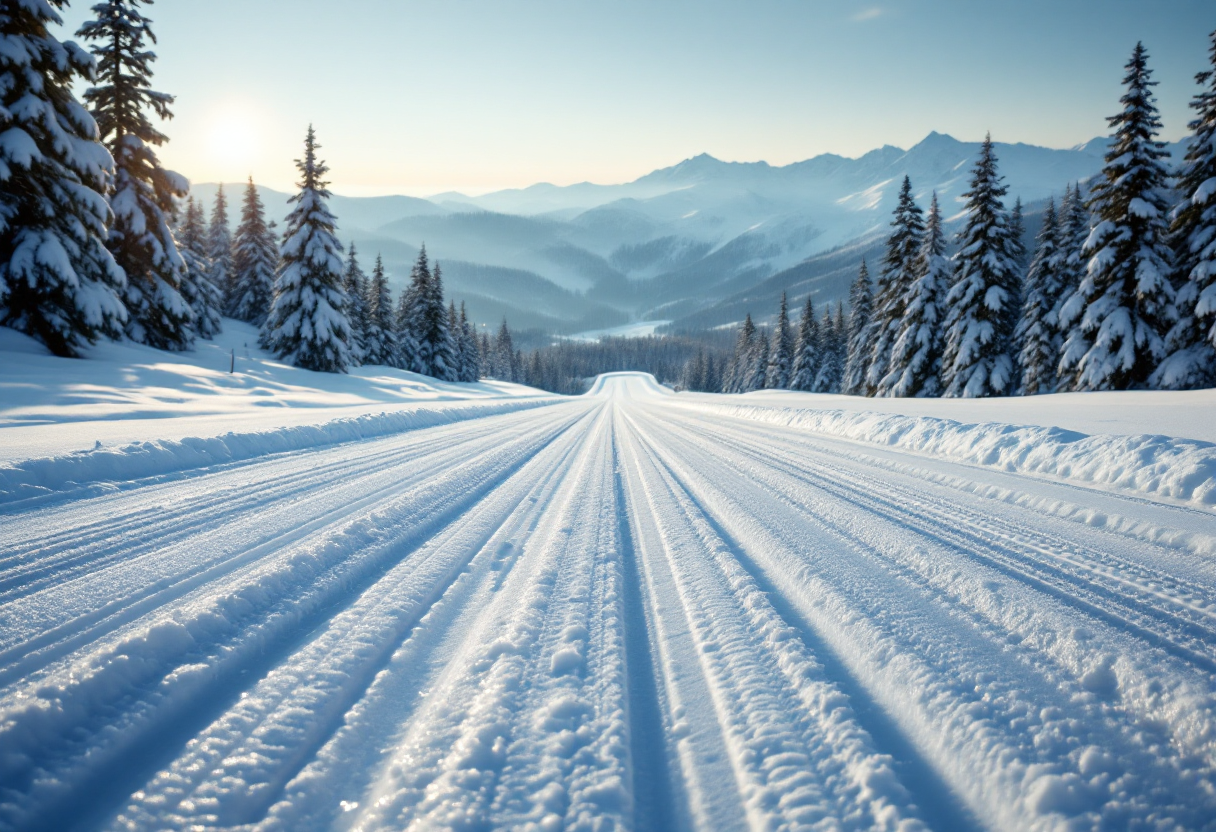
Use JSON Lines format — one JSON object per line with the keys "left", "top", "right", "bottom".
{"left": 879, "top": 191, "right": 948, "bottom": 397}
{"left": 362, "top": 253, "right": 397, "bottom": 366}
{"left": 765, "top": 291, "right": 794, "bottom": 389}
{"left": 177, "top": 197, "right": 222, "bottom": 338}
{"left": 1059, "top": 43, "right": 1176, "bottom": 391}
{"left": 1008, "top": 196, "right": 1027, "bottom": 275}
{"left": 0, "top": 0, "right": 127, "bottom": 356}
{"left": 724, "top": 313, "right": 756, "bottom": 393}
{"left": 1154, "top": 29, "right": 1216, "bottom": 389}
{"left": 79, "top": 0, "right": 193, "bottom": 350}
{"left": 229, "top": 177, "right": 276, "bottom": 324}
{"left": 1052, "top": 183, "right": 1090, "bottom": 390}
{"left": 399, "top": 246, "right": 432, "bottom": 373}
{"left": 427, "top": 262, "right": 455, "bottom": 380}
{"left": 208, "top": 183, "right": 234, "bottom": 303}
{"left": 789, "top": 296, "right": 819, "bottom": 391}
{"left": 842, "top": 259, "right": 873, "bottom": 395}
{"left": 814, "top": 304, "right": 846, "bottom": 393}
{"left": 940, "top": 134, "right": 1021, "bottom": 397}
{"left": 458, "top": 303, "right": 480, "bottom": 381}
{"left": 492, "top": 318, "right": 515, "bottom": 381}
{"left": 261, "top": 126, "right": 351, "bottom": 372}
{"left": 342, "top": 242, "right": 368, "bottom": 365}
{"left": 866, "top": 176, "right": 925, "bottom": 393}
{"left": 1016, "top": 199, "right": 1066, "bottom": 394}
{"left": 748, "top": 330, "right": 769, "bottom": 392}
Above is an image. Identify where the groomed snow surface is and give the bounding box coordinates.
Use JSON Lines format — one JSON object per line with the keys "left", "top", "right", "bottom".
{"left": 3, "top": 333, "right": 1216, "bottom": 831}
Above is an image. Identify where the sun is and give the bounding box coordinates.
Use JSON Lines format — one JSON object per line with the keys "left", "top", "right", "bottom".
{"left": 207, "top": 115, "right": 257, "bottom": 169}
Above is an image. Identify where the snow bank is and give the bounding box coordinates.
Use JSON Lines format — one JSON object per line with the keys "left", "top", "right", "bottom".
{"left": 0, "top": 399, "right": 551, "bottom": 504}
{"left": 688, "top": 403, "right": 1216, "bottom": 508}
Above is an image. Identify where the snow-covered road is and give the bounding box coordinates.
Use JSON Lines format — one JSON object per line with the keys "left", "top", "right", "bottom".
{"left": 2, "top": 372, "right": 1215, "bottom": 831}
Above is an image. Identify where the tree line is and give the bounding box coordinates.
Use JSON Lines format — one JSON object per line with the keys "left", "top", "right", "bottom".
{"left": 704, "top": 37, "right": 1216, "bottom": 396}
{"left": 1, "top": 0, "right": 481, "bottom": 381}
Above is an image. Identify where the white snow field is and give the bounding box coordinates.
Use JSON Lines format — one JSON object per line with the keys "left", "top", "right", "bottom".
{"left": 2, "top": 354, "right": 1216, "bottom": 830}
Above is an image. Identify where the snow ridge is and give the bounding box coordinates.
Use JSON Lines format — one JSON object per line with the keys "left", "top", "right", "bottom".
{"left": 681, "top": 402, "right": 1216, "bottom": 507}
{"left": 0, "top": 398, "right": 556, "bottom": 504}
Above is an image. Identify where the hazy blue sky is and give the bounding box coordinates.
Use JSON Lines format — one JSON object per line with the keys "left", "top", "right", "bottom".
{"left": 53, "top": 0, "right": 1213, "bottom": 196}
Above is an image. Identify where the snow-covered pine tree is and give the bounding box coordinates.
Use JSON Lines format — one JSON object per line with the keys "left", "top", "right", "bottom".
{"left": 748, "top": 330, "right": 769, "bottom": 392}
{"left": 79, "top": 0, "right": 193, "bottom": 350}
{"left": 1052, "top": 183, "right": 1090, "bottom": 388}
{"left": 209, "top": 184, "right": 234, "bottom": 306}
{"left": 866, "top": 176, "right": 924, "bottom": 394}
{"left": 1015, "top": 198, "right": 1066, "bottom": 394}
{"left": 459, "top": 303, "right": 480, "bottom": 381}
{"left": 1009, "top": 196, "right": 1027, "bottom": 275}
{"left": 814, "top": 305, "right": 845, "bottom": 393}
{"left": 398, "top": 246, "right": 431, "bottom": 373}
{"left": 940, "top": 134, "right": 1020, "bottom": 397}
{"left": 842, "top": 260, "right": 873, "bottom": 395}
{"left": 0, "top": 0, "right": 128, "bottom": 356}
{"left": 1154, "top": 28, "right": 1216, "bottom": 389}
{"left": 789, "top": 296, "right": 819, "bottom": 391}
{"left": 427, "top": 262, "right": 456, "bottom": 380}
{"left": 261, "top": 126, "right": 351, "bottom": 372}
{"left": 765, "top": 292, "right": 794, "bottom": 389}
{"left": 445, "top": 301, "right": 461, "bottom": 381}
{"left": 177, "top": 196, "right": 222, "bottom": 338}
{"left": 1058, "top": 44, "right": 1176, "bottom": 391}
{"left": 879, "top": 191, "right": 948, "bottom": 397}
{"left": 229, "top": 177, "right": 276, "bottom": 324}
{"left": 724, "top": 314, "right": 756, "bottom": 393}
{"left": 342, "top": 242, "right": 368, "bottom": 365}
{"left": 362, "top": 253, "right": 397, "bottom": 366}
{"left": 492, "top": 318, "right": 515, "bottom": 381}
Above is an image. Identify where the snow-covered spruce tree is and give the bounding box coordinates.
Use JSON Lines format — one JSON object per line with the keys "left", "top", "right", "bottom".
{"left": 0, "top": 0, "right": 128, "bottom": 356}
{"left": 229, "top": 177, "right": 276, "bottom": 324}
{"left": 492, "top": 318, "right": 515, "bottom": 381}
{"left": 261, "top": 126, "right": 351, "bottom": 372}
{"left": 1058, "top": 44, "right": 1176, "bottom": 391}
{"left": 866, "top": 176, "right": 925, "bottom": 394}
{"left": 1015, "top": 198, "right": 1066, "bottom": 394}
{"left": 765, "top": 292, "right": 794, "bottom": 388}
{"left": 1009, "top": 196, "right": 1027, "bottom": 275}
{"left": 427, "top": 262, "right": 456, "bottom": 380}
{"left": 747, "top": 330, "right": 769, "bottom": 392}
{"left": 814, "top": 304, "right": 846, "bottom": 393}
{"left": 879, "top": 191, "right": 948, "bottom": 397}
{"left": 1052, "top": 183, "right": 1090, "bottom": 388}
{"left": 342, "top": 242, "right": 368, "bottom": 365}
{"left": 940, "top": 134, "right": 1020, "bottom": 397}
{"left": 724, "top": 313, "right": 756, "bottom": 393}
{"left": 177, "top": 196, "right": 221, "bottom": 338}
{"left": 362, "top": 253, "right": 397, "bottom": 366}
{"left": 1154, "top": 28, "right": 1216, "bottom": 389}
{"left": 789, "top": 296, "right": 819, "bottom": 391}
{"left": 208, "top": 183, "right": 234, "bottom": 305}
{"left": 79, "top": 0, "right": 194, "bottom": 350}
{"left": 842, "top": 259, "right": 873, "bottom": 394}
{"left": 458, "top": 302, "right": 480, "bottom": 381}
{"left": 397, "top": 246, "right": 431, "bottom": 373}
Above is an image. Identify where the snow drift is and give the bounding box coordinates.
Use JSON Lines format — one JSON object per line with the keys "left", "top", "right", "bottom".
{"left": 684, "top": 402, "right": 1216, "bottom": 508}
{"left": 0, "top": 399, "right": 552, "bottom": 504}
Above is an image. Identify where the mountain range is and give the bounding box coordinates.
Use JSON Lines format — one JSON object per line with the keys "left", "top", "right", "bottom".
{"left": 191, "top": 132, "right": 1186, "bottom": 335}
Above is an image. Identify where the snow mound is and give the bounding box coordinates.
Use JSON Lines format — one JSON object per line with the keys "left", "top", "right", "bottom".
{"left": 0, "top": 400, "right": 550, "bottom": 504}
{"left": 690, "top": 403, "right": 1216, "bottom": 508}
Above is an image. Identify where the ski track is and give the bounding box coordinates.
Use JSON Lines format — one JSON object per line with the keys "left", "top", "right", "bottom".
{"left": 1, "top": 374, "right": 1214, "bottom": 831}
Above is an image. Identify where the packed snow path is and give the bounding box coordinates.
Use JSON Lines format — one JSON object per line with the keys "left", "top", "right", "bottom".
{"left": 2, "top": 373, "right": 1215, "bottom": 832}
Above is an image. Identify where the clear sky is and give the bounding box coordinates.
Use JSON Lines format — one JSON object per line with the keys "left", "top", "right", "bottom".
{"left": 52, "top": 0, "right": 1214, "bottom": 196}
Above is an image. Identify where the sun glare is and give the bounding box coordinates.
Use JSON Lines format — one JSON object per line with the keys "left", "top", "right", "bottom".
{"left": 207, "top": 116, "right": 257, "bottom": 169}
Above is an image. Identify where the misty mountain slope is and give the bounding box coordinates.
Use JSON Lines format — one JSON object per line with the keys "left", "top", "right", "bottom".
{"left": 189, "top": 133, "right": 1185, "bottom": 335}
